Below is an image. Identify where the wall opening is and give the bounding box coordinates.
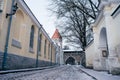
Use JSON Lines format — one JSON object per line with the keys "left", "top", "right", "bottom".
{"left": 99, "top": 27, "right": 109, "bottom": 57}
{"left": 65, "top": 57, "right": 75, "bottom": 65}
{"left": 99, "top": 27, "right": 109, "bottom": 70}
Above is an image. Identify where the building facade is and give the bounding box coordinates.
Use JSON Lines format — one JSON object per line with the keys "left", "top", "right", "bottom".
{"left": 85, "top": 0, "right": 120, "bottom": 74}
{"left": 52, "top": 29, "right": 64, "bottom": 65}
{"left": 0, "top": 0, "right": 57, "bottom": 70}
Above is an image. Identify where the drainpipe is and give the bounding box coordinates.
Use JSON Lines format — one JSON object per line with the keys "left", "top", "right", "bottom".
{"left": 36, "top": 27, "right": 42, "bottom": 67}
{"left": 2, "top": 0, "right": 15, "bottom": 70}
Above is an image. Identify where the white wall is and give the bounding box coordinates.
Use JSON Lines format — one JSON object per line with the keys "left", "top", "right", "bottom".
{"left": 85, "top": 41, "right": 95, "bottom": 68}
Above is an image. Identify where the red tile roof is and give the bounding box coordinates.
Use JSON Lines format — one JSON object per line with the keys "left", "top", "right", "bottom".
{"left": 52, "top": 29, "right": 62, "bottom": 39}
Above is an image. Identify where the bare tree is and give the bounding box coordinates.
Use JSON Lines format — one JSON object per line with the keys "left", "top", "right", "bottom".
{"left": 49, "top": 0, "right": 100, "bottom": 66}
{"left": 50, "top": 0, "right": 100, "bottom": 51}
{"left": 50, "top": 0, "right": 100, "bottom": 55}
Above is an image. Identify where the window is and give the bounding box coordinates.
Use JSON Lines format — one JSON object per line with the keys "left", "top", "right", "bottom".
{"left": 102, "top": 50, "right": 107, "bottom": 57}
{"left": 51, "top": 45, "right": 52, "bottom": 62}
{"left": 0, "top": 0, "right": 3, "bottom": 12}
{"left": 38, "top": 34, "right": 42, "bottom": 55}
{"left": 48, "top": 44, "right": 50, "bottom": 59}
{"left": 44, "top": 39, "right": 47, "bottom": 58}
{"left": 29, "top": 26, "right": 34, "bottom": 48}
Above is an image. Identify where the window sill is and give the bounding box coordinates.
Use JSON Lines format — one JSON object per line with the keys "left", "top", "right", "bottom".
{"left": 29, "top": 47, "right": 34, "bottom": 53}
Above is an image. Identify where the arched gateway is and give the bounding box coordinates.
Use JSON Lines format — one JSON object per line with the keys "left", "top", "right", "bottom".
{"left": 63, "top": 50, "right": 84, "bottom": 65}
{"left": 66, "top": 57, "right": 75, "bottom": 65}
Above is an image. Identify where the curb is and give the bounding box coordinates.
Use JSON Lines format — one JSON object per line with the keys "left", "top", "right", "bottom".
{"left": 80, "top": 68, "right": 98, "bottom": 80}
{"left": 0, "top": 65, "right": 59, "bottom": 74}
{"left": 76, "top": 67, "right": 98, "bottom": 80}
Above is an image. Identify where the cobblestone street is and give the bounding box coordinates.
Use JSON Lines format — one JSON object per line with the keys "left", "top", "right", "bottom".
{"left": 0, "top": 65, "right": 95, "bottom": 80}
{"left": 0, "top": 65, "right": 120, "bottom": 80}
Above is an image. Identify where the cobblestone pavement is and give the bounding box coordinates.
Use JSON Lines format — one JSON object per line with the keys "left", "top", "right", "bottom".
{"left": 0, "top": 65, "right": 95, "bottom": 80}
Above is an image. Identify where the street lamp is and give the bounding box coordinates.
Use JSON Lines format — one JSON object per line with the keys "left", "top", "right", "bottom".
{"left": 2, "top": 0, "right": 18, "bottom": 70}
{"left": 0, "top": 10, "right": 2, "bottom": 13}
{"left": 6, "top": 3, "right": 18, "bottom": 18}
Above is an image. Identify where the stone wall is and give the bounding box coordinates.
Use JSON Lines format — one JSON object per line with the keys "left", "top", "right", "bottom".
{"left": 0, "top": 51, "right": 55, "bottom": 70}
{"left": 85, "top": 40, "right": 95, "bottom": 68}
{"left": 0, "top": 52, "right": 3, "bottom": 69}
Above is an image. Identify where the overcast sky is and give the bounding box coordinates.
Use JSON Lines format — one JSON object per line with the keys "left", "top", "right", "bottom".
{"left": 24, "top": 0, "right": 56, "bottom": 37}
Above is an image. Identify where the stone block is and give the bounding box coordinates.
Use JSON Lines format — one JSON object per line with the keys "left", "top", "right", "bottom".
{"left": 11, "top": 39, "right": 22, "bottom": 49}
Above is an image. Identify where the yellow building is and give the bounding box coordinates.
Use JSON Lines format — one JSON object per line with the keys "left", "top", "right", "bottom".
{"left": 0, "top": 0, "right": 57, "bottom": 70}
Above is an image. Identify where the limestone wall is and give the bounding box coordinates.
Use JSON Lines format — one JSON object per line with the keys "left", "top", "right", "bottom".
{"left": 85, "top": 41, "right": 95, "bottom": 68}
{"left": 92, "top": 1, "right": 120, "bottom": 74}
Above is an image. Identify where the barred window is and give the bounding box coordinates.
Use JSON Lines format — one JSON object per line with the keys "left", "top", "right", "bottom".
{"left": 29, "top": 26, "right": 34, "bottom": 48}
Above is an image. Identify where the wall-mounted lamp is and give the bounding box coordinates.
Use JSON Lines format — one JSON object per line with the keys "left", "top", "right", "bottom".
{"left": 6, "top": 3, "right": 18, "bottom": 18}
{"left": 0, "top": 9, "right": 2, "bottom": 13}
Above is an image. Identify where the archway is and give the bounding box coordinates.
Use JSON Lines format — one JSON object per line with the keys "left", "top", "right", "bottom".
{"left": 65, "top": 57, "right": 75, "bottom": 65}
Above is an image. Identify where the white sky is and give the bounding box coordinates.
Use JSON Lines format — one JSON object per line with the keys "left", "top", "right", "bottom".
{"left": 24, "top": 0, "right": 56, "bottom": 37}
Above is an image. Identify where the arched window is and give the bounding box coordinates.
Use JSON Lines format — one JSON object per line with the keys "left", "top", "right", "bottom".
{"left": 38, "top": 34, "right": 42, "bottom": 53}
{"left": 51, "top": 45, "right": 52, "bottom": 62}
{"left": 44, "top": 39, "right": 47, "bottom": 58}
{"left": 48, "top": 43, "right": 50, "bottom": 59}
{"left": 29, "top": 26, "right": 34, "bottom": 48}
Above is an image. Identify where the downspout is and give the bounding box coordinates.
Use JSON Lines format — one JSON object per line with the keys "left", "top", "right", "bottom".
{"left": 2, "top": 0, "right": 15, "bottom": 70}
